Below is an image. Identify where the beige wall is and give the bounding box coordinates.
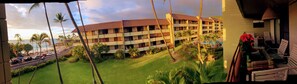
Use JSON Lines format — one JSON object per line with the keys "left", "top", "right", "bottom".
{"left": 1, "top": 4, "right": 12, "bottom": 84}
{"left": 222, "top": 0, "right": 270, "bottom": 70}
{"left": 289, "top": 2, "right": 297, "bottom": 51}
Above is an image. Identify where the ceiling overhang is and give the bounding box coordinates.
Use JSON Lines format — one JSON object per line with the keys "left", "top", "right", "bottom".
{"left": 236, "top": 0, "right": 294, "bottom": 20}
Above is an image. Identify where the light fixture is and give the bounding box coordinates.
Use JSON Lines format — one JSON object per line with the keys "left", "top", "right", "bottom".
{"left": 261, "top": 7, "right": 277, "bottom": 20}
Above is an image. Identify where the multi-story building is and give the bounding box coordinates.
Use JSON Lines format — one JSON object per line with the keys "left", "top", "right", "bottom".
{"left": 72, "top": 13, "right": 222, "bottom": 53}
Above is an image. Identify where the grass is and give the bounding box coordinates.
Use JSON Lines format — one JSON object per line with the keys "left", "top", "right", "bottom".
{"left": 12, "top": 50, "right": 184, "bottom": 84}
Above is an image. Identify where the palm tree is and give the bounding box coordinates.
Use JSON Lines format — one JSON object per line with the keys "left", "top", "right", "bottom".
{"left": 29, "top": 3, "right": 63, "bottom": 84}
{"left": 64, "top": 3, "right": 104, "bottom": 84}
{"left": 54, "top": 12, "right": 68, "bottom": 42}
{"left": 150, "top": 0, "right": 175, "bottom": 61}
{"left": 196, "top": 0, "right": 204, "bottom": 64}
{"left": 29, "top": 33, "right": 49, "bottom": 56}
{"left": 15, "top": 34, "right": 23, "bottom": 44}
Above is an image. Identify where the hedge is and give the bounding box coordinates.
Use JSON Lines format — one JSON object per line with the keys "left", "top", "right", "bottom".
{"left": 11, "top": 57, "right": 67, "bottom": 77}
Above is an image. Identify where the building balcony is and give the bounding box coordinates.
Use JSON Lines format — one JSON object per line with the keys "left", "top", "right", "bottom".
{"left": 151, "top": 44, "right": 167, "bottom": 48}
{"left": 124, "top": 31, "right": 149, "bottom": 36}
{"left": 150, "top": 36, "right": 170, "bottom": 42}
{"left": 188, "top": 24, "right": 199, "bottom": 26}
{"left": 174, "top": 24, "right": 188, "bottom": 27}
{"left": 98, "top": 33, "right": 123, "bottom": 38}
{"left": 124, "top": 39, "right": 149, "bottom": 45}
{"left": 149, "top": 29, "right": 170, "bottom": 34}
{"left": 87, "top": 35, "right": 98, "bottom": 39}
{"left": 100, "top": 41, "right": 123, "bottom": 45}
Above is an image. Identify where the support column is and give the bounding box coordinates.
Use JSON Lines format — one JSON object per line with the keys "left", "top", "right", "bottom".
{"left": 1, "top": 4, "right": 12, "bottom": 84}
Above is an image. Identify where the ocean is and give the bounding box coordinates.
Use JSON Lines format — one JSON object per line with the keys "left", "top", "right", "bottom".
{"left": 8, "top": 39, "right": 59, "bottom": 53}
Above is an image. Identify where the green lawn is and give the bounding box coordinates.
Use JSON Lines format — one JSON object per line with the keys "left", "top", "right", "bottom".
{"left": 12, "top": 50, "right": 184, "bottom": 84}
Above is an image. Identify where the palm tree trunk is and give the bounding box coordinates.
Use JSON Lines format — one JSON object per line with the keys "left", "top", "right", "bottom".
{"left": 197, "top": 0, "right": 204, "bottom": 64}
{"left": 65, "top": 3, "right": 104, "bottom": 84}
{"left": 43, "top": 2, "right": 64, "bottom": 84}
{"left": 61, "top": 23, "right": 66, "bottom": 39}
{"left": 168, "top": 0, "right": 175, "bottom": 51}
{"left": 150, "top": 0, "right": 175, "bottom": 61}
{"left": 76, "top": 1, "right": 96, "bottom": 84}
{"left": 39, "top": 45, "right": 42, "bottom": 56}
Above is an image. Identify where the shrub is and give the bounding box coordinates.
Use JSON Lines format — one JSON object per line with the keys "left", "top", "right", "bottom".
{"left": 68, "top": 57, "right": 79, "bottom": 63}
{"left": 63, "top": 51, "right": 72, "bottom": 58}
{"left": 128, "top": 48, "right": 140, "bottom": 58}
{"left": 114, "top": 49, "right": 125, "bottom": 59}
{"left": 11, "top": 58, "right": 67, "bottom": 77}
{"left": 58, "top": 56, "right": 67, "bottom": 62}
{"left": 91, "top": 43, "right": 110, "bottom": 62}
{"left": 71, "top": 46, "right": 88, "bottom": 61}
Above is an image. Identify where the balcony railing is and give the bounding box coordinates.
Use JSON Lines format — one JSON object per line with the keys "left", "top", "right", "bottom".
{"left": 150, "top": 36, "right": 170, "bottom": 41}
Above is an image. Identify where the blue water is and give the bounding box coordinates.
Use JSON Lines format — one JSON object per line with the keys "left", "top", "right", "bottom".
{"left": 8, "top": 39, "right": 59, "bottom": 53}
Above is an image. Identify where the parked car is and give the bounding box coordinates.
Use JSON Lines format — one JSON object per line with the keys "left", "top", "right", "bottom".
{"left": 46, "top": 52, "right": 54, "bottom": 56}
{"left": 10, "top": 59, "right": 20, "bottom": 65}
{"left": 32, "top": 56, "right": 41, "bottom": 60}
{"left": 23, "top": 57, "right": 33, "bottom": 62}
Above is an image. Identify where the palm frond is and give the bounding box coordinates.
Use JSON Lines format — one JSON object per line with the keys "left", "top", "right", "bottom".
{"left": 29, "top": 3, "right": 40, "bottom": 13}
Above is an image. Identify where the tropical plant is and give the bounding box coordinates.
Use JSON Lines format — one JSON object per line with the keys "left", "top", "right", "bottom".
{"left": 9, "top": 43, "right": 17, "bottom": 60}
{"left": 150, "top": 0, "right": 175, "bottom": 61}
{"left": 91, "top": 43, "right": 110, "bottom": 62}
{"left": 23, "top": 44, "right": 33, "bottom": 56}
{"left": 147, "top": 70, "right": 170, "bottom": 84}
{"left": 128, "top": 47, "right": 140, "bottom": 58}
{"left": 71, "top": 45, "right": 87, "bottom": 60}
{"left": 147, "top": 58, "right": 226, "bottom": 84}
{"left": 58, "top": 34, "right": 74, "bottom": 47}
{"left": 182, "top": 30, "right": 192, "bottom": 41}
{"left": 54, "top": 12, "right": 68, "bottom": 40}
{"left": 13, "top": 43, "right": 24, "bottom": 55}
{"left": 15, "top": 34, "right": 23, "bottom": 44}
{"left": 114, "top": 49, "right": 125, "bottom": 59}
{"left": 29, "top": 33, "right": 49, "bottom": 56}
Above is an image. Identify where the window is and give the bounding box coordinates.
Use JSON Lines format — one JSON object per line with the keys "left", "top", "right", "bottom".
{"left": 114, "top": 37, "right": 121, "bottom": 41}
{"left": 160, "top": 40, "right": 165, "bottom": 44}
{"left": 137, "top": 26, "right": 143, "bottom": 31}
{"left": 139, "top": 43, "right": 146, "bottom": 48}
{"left": 151, "top": 41, "right": 157, "bottom": 46}
{"left": 126, "top": 45, "right": 134, "bottom": 49}
{"left": 92, "top": 31, "right": 97, "bottom": 35}
{"left": 100, "top": 29, "right": 108, "bottom": 34}
{"left": 138, "top": 35, "right": 142, "bottom": 39}
{"left": 114, "top": 28, "right": 119, "bottom": 33}
{"left": 149, "top": 26, "right": 155, "bottom": 30}
{"left": 124, "top": 36, "right": 133, "bottom": 41}
{"left": 124, "top": 27, "right": 132, "bottom": 33}
{"left": 99, "top": 38, "right": 109, "bottom": 42}
{"left": 115, "top": 45, "right": 119, "bottom": 49}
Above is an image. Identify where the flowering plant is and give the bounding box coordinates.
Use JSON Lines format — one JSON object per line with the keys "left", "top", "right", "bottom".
{"left": 239, "top": 33, "right": 256, "bottom": 53}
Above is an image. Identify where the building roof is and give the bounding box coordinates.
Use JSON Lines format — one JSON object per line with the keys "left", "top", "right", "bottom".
{"left": 72, "top": 19, "right": 169, "bottom": 32}
{"left": 171, "top": 13, "right": 198, "bottom": 21}
{"left": 123, "top": 19, "right": 169, "bottom": 27}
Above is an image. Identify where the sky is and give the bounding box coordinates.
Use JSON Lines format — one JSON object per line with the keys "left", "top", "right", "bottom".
{"left": 5, "top": 0, "right": 222, "bottom": 40}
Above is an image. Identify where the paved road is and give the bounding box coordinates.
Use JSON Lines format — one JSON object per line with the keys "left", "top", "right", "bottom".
{"left": 11, "top": 47, "right": 73, "bottom": 70}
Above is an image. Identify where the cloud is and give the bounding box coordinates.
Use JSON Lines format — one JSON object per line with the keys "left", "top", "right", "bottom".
{"left": 5, "top": 0, "right": 221, "bottom": 40}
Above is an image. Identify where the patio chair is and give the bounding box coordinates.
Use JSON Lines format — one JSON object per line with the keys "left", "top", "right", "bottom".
{"left": 277, "top": 44, "right": 297, "bottom": 74}
{"left": 251, "top": 67, "right": 289, "bottom": 81}
{"left": 267, "top": 39, "right": 288, "bottom": 64}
